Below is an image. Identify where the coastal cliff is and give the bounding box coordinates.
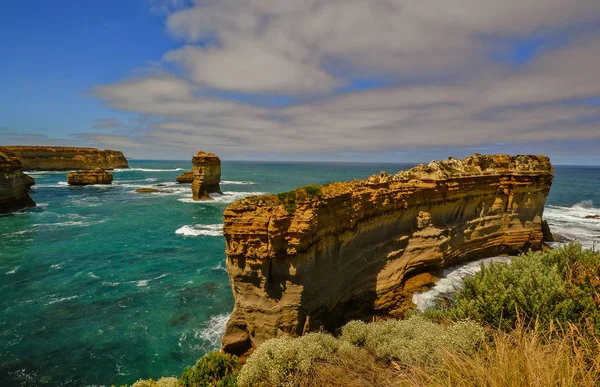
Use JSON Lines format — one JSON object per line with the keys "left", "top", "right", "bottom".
{"left": 192, "top": 151, "right": 222, "bottom": 200}
{"left": 221, "top": 154, "right": 554, "bottom": 357}
{"left": 0, "top": 152, "right": 36, "bottom": 213}
{"left": 0, "top": 146, "right": 128, "bottom": 171}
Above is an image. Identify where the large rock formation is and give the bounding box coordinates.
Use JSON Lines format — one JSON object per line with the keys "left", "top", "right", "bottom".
{"left": 0, "top": 152, "right": 36, "bottom": 213}
{"left": 221, "top": 154, "right": 554, "bottom": 357}
{"left": 191, "top": 151, "right": 222, "bottom": 200}
{"left": 67, "top": 168, "right": 113, "bottom": 186}
{"left": 0, "top": 146, "right": 128, "bottom": 171}
{"left": 176, "top": 171, "right": 194, "bottom": 184}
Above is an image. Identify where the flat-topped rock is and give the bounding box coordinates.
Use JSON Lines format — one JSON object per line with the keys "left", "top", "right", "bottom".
{"left": 176, "top": 171, "right": 194, "bottom": 184}
{"left": 0, "top": 146, "right": 128, "bottom": 171}
{"left": 67, "top": 168, "right": 113, "bottom": 186}
{"left": 221, "top": 154, "right": 554, "bottom": 358}
{"left": 0, "top": 152, "right": 36, "bottom": 213}
{"left": 135, "top": 188, "right": 173, "bottom": 194}
{"left": 192, "top": 151, "right": 222, "bottom": 201}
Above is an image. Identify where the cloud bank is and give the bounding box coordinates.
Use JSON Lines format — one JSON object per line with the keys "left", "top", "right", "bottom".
{"left": 89, "top": 0, "right": 600, "bottom": 161}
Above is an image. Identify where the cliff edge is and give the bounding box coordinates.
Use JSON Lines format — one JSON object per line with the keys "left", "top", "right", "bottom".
{"left": 221, "top": 154, "right": 554, "bottom": 357}
{"left": 0, "top": 146, "right": 129, "bottom": 171}
{"left": 0, "top": 152, "right": 36, "bottom": 213}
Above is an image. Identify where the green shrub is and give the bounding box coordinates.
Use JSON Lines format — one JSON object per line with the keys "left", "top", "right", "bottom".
{"left": 277, "top": 191, "right": 298, "bottom": 213}
{"left": 130, "top": 378, "right": 179, "bottom": 387}
{"left": 450, "top": 244, "right": 600, "bottom": 332}
{"left": 180, "top": 351, "right": 240, "bottom": 387}
{"left": 340, "top": 315, "right": 483, "bottom": 366}
{"left": 237, "top": 333, "right": 343, "bottom": 387}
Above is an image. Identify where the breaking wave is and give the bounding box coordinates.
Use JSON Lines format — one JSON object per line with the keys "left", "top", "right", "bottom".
{"left": 114, "top": 168, "right": 184, "bottom": 172}
{"left": 412, "top": 257, "right": 512, "bottom": 312}
{"left": 175, "top": 224, "right": 223, "bottom": 237}
{"left": 544, "top": 200, "right": 600, "bottom": 250}
{"left": 178, "top": 191, "right": 264, "bottom": 204}
{"left": 221, "top": 180, "right": 255, "bottom": 185}
{"left": 196, "top": 314, "right": 230, "bottom": 349}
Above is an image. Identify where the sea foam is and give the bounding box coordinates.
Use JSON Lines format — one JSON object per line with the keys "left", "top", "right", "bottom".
{"left": 544, "top": 200, "right": 600, "bottom": 250}
{"left": 176, "top": 224, "right": 223, "bottom": 237}
{"left": 178, "top": 191, "right": 264, "bottom": 204}
{"left": 412, "top": 256, "right": 512, "bottom": 312}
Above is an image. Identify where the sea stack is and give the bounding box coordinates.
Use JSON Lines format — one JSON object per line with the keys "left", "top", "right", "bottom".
{"left": 176, "top": 171, "right": 194, "bottom": 184}
{"left": 191, "top": 151, "right": 222, "bottom": 201}
{"left": 221, "top": 154, "right": 554, "bottom": 357}
{"left": 67, "top": 168, "right": 113, "bottom": 186}
{"left": 0, "top": 146, "right": 129, "bottom": 171}
{"left": 0, "top": 151, "right": 36, "bottom": 213}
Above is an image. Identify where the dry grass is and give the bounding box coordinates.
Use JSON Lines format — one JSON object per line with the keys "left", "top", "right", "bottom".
{"left": 400, "top": 321, "right": 600, "bottom": 387}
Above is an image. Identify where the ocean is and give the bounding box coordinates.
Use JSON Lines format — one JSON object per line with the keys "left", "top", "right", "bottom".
{"left": 1, "top": 161, "right": 599, "bottom": 386}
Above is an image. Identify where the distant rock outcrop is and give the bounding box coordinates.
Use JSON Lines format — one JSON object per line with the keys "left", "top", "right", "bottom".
{"left": 0, "top": 152, "right": 36, "bottom": 213}
{"left": 191, "top": 151, "right": 222, "bottom": 201}
{"left": 135, "top": 188, "right": 173, "bottom": 194}
{"left": 0, "top": 146, "right": 129, "bottom": 171}
{"left": 67, "top": 168, "right": 113, "bottom": 186}
{"left": 221, "top": 154, "right": 554, "bottom": 357}
{"left": 176, "top": 171, "right": 194, "bottom": 184}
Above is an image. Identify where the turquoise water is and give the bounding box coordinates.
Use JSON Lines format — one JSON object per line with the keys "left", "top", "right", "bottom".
{"left": 1, "top": 161, "right": 599, "bottom": 386}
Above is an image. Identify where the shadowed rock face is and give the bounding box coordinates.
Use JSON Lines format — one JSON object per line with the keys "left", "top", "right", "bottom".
{"left": 176, "top": 171, "right": 194, "bottom": 184}
{"left": 221, "top": 154, "right": 554, "bottom": 357}
{"left": 192, "top": 151, "right": 222, "bottom": 200}
{"left": 0, "top": 152, "right": 36, "bottom": 213}
{"left": 67, "top": 168, "right": 113, "bottom": 186}
{"left": 0, "top": 146, "right": 128, "bottom": 171}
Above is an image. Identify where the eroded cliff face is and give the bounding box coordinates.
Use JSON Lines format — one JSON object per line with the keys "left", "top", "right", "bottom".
{"left": 221, "top": 154, "right": 554, "bottom": 357}
{"left": 192, "top": 151, "right": 222, "bottom": 200}
{"left": 0, "top": 146, "right": 129, "bottom": 171}
{"left": 67, "top": 168, "right": 113, "bottom": 186}
{"left": 0, "top": 152, "right": 36, "bottom": 213}
{"left": 176, "top": 171, "right": 194, "bottom": 184}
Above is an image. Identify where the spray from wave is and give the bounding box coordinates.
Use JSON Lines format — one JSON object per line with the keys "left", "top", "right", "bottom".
{"left": 544, "top": 200, "right": 600, "bottom": 250}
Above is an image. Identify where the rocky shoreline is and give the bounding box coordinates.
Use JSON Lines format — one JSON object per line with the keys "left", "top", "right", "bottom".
{"left": 0, "top": 151, "right": 36, "bottom": 213}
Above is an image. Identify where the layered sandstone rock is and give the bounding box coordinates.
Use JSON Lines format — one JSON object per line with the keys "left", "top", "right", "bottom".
{"left": 67, "top": 168, "right": 113, "bottom": 186}
{"left": 191, "top": 152, "right": 222, "bottom": 200}
{"left": 0, "top": 152, "right": 36, "bottom": 213}
{"left": 221, "top": 154, "right": 554, "bottom": 357}
{"left": 176, "top": 171, "right": 194, "bottom": 184}
{"left": 0, "top": 146, "right": 128, "bottom": 171}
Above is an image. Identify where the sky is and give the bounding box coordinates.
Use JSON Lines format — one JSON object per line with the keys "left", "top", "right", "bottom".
{"left": 1, "top": 0, "right": 600, "bottom": 164}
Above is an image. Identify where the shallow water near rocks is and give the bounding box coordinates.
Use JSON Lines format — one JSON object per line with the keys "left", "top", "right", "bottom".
{"left": 0, "top": 161, "right": 599, "bottom": 386}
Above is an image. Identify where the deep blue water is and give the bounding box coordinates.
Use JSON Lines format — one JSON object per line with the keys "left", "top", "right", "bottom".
{"left": 0, "top": 161, "right": 599, "bottom": 386}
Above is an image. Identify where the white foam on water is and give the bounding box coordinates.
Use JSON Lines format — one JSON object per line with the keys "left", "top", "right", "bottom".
{"left": 221, "top": 180, "right": 255, "bottom": 185}
{"left": 412, "top": 256, "right": 512, "bottom": 312}
{"left": 176, "top": 224, "right": 223, "bottom": 237}
{"left": 88, "top": 272, "right": 100, "bottom": 279}
{"left": 57, "top": 181, "right": 68, "bottom": 186}
{"left": 211, "top": 264, "right": 226, "bottom": 272}
{"left": 178, "top": 191, "right": 264, "bottom": 204}
{"left": 25, "top": 171, "right": 73, "bottom": 175}
{"left": 196, "top": 314, "right": 230, "bottom": 349}
{"left": 137, "top": 280, "right": 149, "bottom": 287}
{"left": 544, "top": 200, "right": 600, "bottom": 250}
{"left": 51, "top": 264, "right": 62, "bottom": 270}
{"left": 114, "top": 167, "right": 184, "bottom": 172}
{"left": 145, "top": 178, "right": 158, "bottom": 182}
{"left": 5, "top": 266, "right": 19, "bottom": 275}
{"left": 47, "top": 295, "right": 79, "bottom": 305}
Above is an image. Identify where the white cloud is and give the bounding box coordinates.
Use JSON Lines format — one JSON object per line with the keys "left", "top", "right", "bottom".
{"left": 88, "top": 0, "right": 600, "bottom": 160}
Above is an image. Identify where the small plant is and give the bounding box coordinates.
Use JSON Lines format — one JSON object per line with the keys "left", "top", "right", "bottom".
{"left": 340, "top": 315, "right": 483, "bottom": 366}
{"left": 130, "top": 378, "right": 179, "bottom": 387}
{"left": 237, "top": 333, "right": 343, "bottom": 387}
{"left": 180, "top": 351, "right": 240, "bottom": 387}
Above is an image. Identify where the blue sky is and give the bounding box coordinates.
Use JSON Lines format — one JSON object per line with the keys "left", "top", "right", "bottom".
{"left": 1, "top": 0, "right": 600, "bottom": 164}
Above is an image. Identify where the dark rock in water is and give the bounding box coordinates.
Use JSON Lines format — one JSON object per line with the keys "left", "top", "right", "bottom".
{"left": 154, "top": 184, "right": 168, "bottom": 187}
{"left": 176, "top": 171, "right": 194, "bottom": 184}
{"left": 67, "top": 168, "right": 113, "bottom": 186}
{"left": 0, "top": 151, "right": 36, "bottom": 213}
{"left": 135, "top": 188, "right": 173, "bottom": 193}
{"left": 541, "top": 220, "right": 557, "bottom": 242}
{"left": 584, "top": 215, "right": 600, "bottom": 220}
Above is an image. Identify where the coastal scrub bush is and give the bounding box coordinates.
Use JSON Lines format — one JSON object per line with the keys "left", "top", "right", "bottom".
{"left": 237, "top": 333, "right": 343, "bottom": 387}
{"left": 130, "top": 377, "right": 179, "bottom": 387}
{"left": 179, "top": 351, "right": 240, "bottom": 387}
{"left": 450, "top": 244, "right": 600, "bottom": 332}
{"left": 340, "top": 315, "right": 483, "bottom": 366}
